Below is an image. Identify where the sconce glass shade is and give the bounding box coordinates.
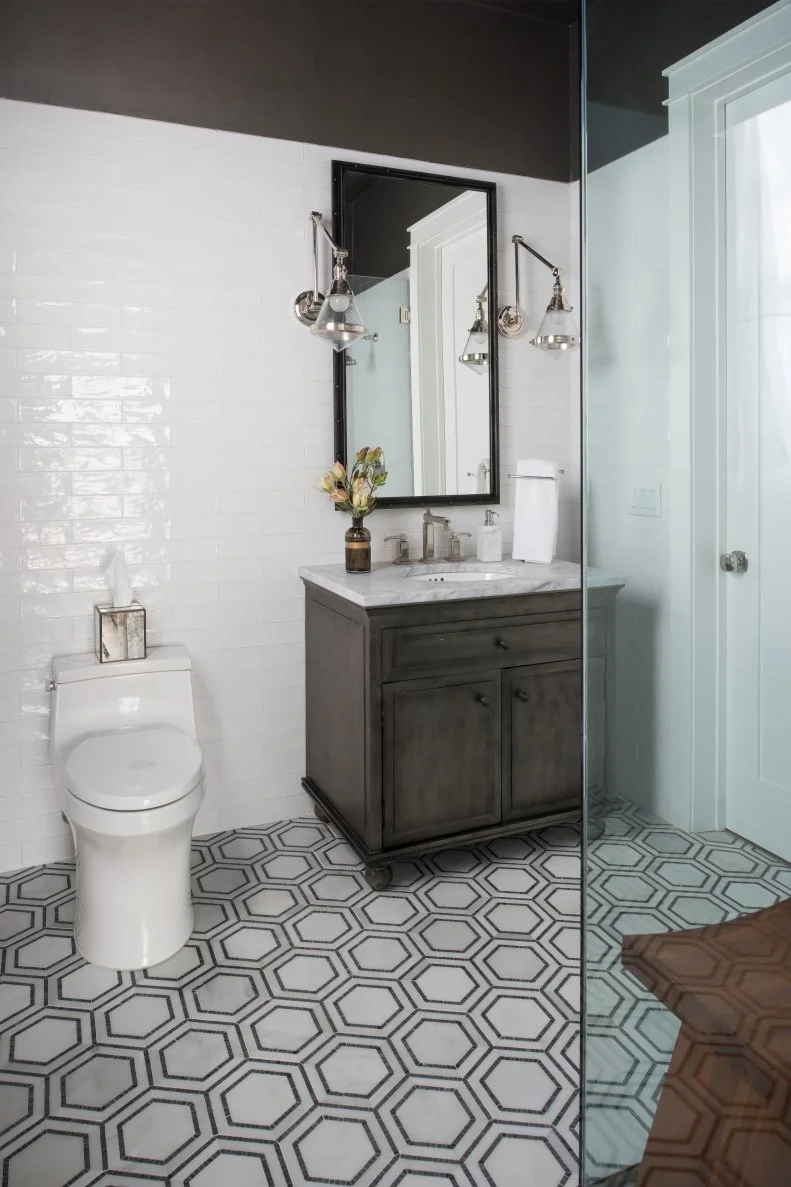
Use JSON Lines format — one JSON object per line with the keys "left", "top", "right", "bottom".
{"left": 311, "top": 256, "right": 366, "bottom": 351}
{"left": 459, "top": 297, "right": 489, "bottom": 374}
{"left": 530, "top": 278, "right": 579, "bottom": 354}
{"left": 459, "top": 326, "right": 489, "bottom": 374}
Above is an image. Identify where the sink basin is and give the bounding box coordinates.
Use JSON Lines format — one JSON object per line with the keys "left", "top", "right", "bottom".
{"left": 407, "top": 570, "right": 515, "bottom": 584}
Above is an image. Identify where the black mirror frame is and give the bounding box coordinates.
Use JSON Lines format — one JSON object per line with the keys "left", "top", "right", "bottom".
{"left": 332, "top": 160, "right": 499, "bottom": 509}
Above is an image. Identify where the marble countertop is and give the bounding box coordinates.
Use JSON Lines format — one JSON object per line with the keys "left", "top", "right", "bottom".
{"left": 299, "top": 560, "right": 625, "bottom": 609}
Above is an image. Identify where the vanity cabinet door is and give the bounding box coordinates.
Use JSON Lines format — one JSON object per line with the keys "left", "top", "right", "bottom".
{"left": 382, "top": 672, "right": 501, "bottom": 846}
{"left": 503, "top": 660, "right": 582, "bottom": 822}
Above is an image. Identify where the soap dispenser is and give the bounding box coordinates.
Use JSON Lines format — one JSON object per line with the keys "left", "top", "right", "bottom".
{"left": 476, "top": 510, "right": 502, "bottom": 563}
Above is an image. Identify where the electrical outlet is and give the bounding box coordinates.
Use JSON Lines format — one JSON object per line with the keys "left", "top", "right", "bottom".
{"left": 629, "top": 483, "right": 662, "bottom": 518}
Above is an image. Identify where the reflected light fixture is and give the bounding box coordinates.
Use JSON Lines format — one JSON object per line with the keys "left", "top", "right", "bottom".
{"left": 497, "top": 235, "right": 580, "bottom": 353}
{"left": 293, "top": 212, "right": 366, "bottom": 351}
{"left": 459, "top": 283, "right": 489, "bottom": 374}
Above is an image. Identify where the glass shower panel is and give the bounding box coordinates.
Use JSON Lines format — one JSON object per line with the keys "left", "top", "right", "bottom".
{"left": 582, "top": 2, "right": 791, "bottom": 1184}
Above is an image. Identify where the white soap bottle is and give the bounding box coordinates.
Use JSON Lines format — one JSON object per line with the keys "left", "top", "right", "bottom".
{"left": 476, "top": 510, "right": 502, "bottom": 563}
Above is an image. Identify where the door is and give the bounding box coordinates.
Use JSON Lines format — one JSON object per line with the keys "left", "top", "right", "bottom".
{"left": 503, "top": 660, "right": 582, "bottom": 823}
{"left": 409, "top": 191, "right": 488, "bottom": 495}
{"left": 382, "top": 671, "right": 501, "bottom": 845}
{"left": 347, "top": 275, "right": 414, "bottom": 500}
{"left": 440, "top": 226, "right": 491, "bottom": 495}
{"left": 724, "top": 70, "right": 791, "bottom": 860}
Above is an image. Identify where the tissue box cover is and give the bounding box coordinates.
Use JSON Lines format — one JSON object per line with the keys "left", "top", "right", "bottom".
{"left": 94, "top": 602, "right": 146, "bottom": 663}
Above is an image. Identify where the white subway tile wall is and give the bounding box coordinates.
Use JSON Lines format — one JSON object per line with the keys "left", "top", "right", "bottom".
{"left": 586, "top": 138, "right": 670, "bottom": 816}
{"left": 0, "top": 101, "right": 577, "bottom": 873}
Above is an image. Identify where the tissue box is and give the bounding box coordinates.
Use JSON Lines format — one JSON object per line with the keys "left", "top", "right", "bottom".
{"left": 94, "top": 602, "right": 146, "bottom": 663}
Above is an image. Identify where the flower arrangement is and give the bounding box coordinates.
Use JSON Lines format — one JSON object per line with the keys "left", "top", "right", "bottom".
{"left": 319, "top": 447, "right": 388, "bottom": 520}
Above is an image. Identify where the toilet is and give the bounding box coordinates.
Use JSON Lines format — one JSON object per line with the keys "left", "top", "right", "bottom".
{"left": 50, "top": 645, "right": 204, "bottom": 971}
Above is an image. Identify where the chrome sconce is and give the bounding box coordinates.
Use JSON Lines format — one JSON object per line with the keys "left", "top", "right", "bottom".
{"left": 497, "top": 235, "right": 579, "bottom": 353}
{"left": 293, "top": 212, "right": 366, "bottom": 351}
{"left": 458, "top": 283, "right": 489, "bottom": 374}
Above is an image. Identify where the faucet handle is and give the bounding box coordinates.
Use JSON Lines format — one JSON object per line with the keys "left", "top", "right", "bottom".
{"left": 447, "top": 531, "right": 472, "bottom": 562}
{"left": 384, "top": 533, "right": 410, "bottom": 564}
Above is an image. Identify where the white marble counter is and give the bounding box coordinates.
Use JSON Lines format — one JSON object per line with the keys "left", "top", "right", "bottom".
{"left": 299, "top": 560, "right": 625, "bottom": 609}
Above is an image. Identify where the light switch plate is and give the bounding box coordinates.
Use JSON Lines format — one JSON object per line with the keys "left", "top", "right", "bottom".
{"left": 629, "top": 483, "right": 662, "bottom": 517}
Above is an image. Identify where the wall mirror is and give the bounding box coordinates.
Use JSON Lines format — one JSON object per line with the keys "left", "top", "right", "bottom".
{"left": 333, "top": 161, "right": 499, "bottom": 507}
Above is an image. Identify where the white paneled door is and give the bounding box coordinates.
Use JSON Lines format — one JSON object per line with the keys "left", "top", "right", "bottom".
{"left": 724, "top": 71, "right": 791, "bottom": 860}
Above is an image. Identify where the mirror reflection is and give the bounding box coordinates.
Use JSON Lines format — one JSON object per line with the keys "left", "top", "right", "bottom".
{"left": 335, "top": 164, "right": 498, "bottom": 505}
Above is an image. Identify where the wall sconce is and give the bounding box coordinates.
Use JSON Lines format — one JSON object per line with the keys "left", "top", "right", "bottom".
{"left": 293, "top": 212, "right": 366, "bottom": 351}
{"left": 459, "top": 283, "right": 489, "bottom": 374}
{"left": 497, "top": 235, "right": 580, "bottom": 353}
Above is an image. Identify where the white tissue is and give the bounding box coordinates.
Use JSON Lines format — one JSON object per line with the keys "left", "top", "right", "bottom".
{"left": 104, "top": 546, "right": 134, "bottom": 608}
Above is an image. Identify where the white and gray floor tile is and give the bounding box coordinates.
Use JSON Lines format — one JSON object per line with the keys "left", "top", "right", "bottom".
{"left": 0, "top": 818, "right": 582, "bottom": 1187}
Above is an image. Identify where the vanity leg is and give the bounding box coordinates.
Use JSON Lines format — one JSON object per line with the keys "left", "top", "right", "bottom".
{"left": 313, "top": 803, "right": 330, "bottom": 824}
{"left": 363, "top": 865, "right": 393, "bottom": 891}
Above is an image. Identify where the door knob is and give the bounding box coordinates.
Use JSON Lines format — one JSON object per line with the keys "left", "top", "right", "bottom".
{"left": 496, "top": 638, "right": 510, "bottom": 651}
{"left": 720, "top": 550, "right": 748, "bottom": 573}
{"left": 516, "top": 690, "right": 529, "bottom": 703}
{"left": 477, "top": 694, "right": 492, "bottom": 707}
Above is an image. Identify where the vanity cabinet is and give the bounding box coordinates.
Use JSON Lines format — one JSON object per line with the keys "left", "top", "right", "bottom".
{"left": 302, "top": 580, "right": 617, "bottom": 888}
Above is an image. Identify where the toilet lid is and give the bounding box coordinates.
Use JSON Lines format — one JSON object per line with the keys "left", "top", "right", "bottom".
{"left": 65, "top": 725, "right": 203, "bottom": 811}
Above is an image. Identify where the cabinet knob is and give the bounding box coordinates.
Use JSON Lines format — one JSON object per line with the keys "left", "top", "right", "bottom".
{"left": 477, "top": 694, "right": 492, "bottom": 707}
{"left": 496, "top": 638, "right": 509, "bottom": 651}
{"left": 516, "top": 690, "right": 529, "bottom": 703}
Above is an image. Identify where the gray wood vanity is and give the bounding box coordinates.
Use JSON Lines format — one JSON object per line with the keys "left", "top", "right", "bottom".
{"left": 300, "top": 562, "right": 622, "bottom": 888}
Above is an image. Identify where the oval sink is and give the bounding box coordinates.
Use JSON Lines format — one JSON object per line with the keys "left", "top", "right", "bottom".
{"left": 407, "top": 571, "right": 515, "bottom": 583}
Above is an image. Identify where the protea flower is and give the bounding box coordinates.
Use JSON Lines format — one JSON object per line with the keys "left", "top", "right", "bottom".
{"left": 317, "top": 448, "right": 387, "bottom": 519}
{"left": 352, "top": 482, "right": 371, "bottom": 510}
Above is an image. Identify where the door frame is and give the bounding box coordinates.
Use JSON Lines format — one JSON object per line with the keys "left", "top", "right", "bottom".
{"left": 665, "top": 0, "right": 791, "bottom": 831}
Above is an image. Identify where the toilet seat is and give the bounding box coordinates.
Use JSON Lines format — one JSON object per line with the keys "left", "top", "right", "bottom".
{"left": 65, "top": 725, "right": 203, "bottom": 812}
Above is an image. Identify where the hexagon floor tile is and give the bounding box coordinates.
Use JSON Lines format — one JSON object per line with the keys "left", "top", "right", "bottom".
{"left": 0, "top": 814, "right": 581, "bottom": 1184}
{"left": 585, "top": 798, "right": 791, "bottom": 1184}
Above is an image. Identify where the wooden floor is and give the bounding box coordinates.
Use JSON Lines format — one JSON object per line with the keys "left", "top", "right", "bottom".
{"left": 623, "top": 896, "right": 791, "bottom": 1186}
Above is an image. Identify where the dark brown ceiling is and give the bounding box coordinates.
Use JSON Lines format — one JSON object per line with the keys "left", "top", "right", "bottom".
{"left": 0, "top": 0, "right": 578, "bottom": 179}
{"left": 148, "top": 0, "right": 581, "bottom": 21}
{"left": 462, "top": 0, "right": 579, "bottom": 23}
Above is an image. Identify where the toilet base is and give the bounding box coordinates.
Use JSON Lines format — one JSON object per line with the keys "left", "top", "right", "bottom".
{"left": 75, "top": 905, "right": 195, "bottom": 971}
{"left": 65, "top": 782, "right": 203, "bottom": 971}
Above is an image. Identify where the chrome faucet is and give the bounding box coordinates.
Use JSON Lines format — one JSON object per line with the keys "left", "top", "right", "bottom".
{"left": 421, "top": 509, "right": 450, "bottom": 561}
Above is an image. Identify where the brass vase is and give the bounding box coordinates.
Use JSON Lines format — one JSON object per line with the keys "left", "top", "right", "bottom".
{"left": 345, "top": 517, "right": 371, "bottom": 573}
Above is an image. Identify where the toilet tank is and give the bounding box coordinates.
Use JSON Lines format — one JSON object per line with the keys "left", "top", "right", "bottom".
{"left": 50, "top": 645, "right": 198, "bottom": 781}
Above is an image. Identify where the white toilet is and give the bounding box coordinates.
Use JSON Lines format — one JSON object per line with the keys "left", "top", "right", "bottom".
{"left": 50, "top": 645, "right": 204, "bottom": 971}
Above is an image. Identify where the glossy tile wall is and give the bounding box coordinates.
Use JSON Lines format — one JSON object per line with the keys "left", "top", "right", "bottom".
{"left": 586, "top": 137, "right": 671, "bottom": 817}
{"left": 0, "top": 100, "right": 577, "bottom": 873}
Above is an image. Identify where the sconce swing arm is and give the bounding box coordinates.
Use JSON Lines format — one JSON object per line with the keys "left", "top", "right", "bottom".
{"left": 497, "top": 234, "right": 569, "bottom": 339}
{"left": 294, "top": 212, "right": 348, "bottom": 327}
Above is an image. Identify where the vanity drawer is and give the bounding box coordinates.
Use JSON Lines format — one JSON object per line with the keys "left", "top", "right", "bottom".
{"left": 382, "top": 613, "right": 581, "bottom": 677}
